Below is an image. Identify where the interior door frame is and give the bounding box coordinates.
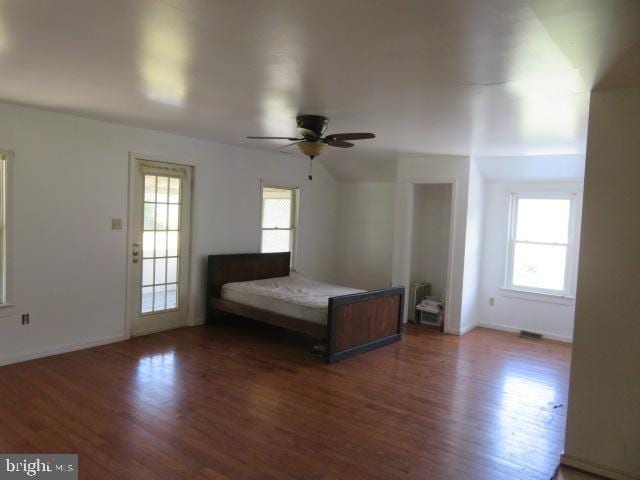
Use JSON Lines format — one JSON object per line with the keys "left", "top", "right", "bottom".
{"left": 125, "top": 152, "right": 195, "bottom": 337}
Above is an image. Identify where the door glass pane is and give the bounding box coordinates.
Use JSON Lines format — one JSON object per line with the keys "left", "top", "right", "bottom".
{"left": 154, "top": 258, "right": 166, "bottom": 285}
{"left": 513, "top": 243, "right": 567, "bottom": 291}
{"left": 516, "top": 198, "right": 571, "bottom": 244}
{"left": 155, "top": 231, "right": 167, "bottom": 257}
{"left": 142, "top": 259, "right": 154, "bottom": 286}
{"left": 157, "top": 177, "right": 168, "bottom": 203}
{"left": 261, "top": 230, "right": 291, "bottom": 253}
{"left": 141, "top": 287, "right": 154, "bottom": 313}
{"left": 169, "top": 178, "right": 180, "bottom": 203}
{"left": 167, "top": 231, "right": 178, "bottom": 257}
{"left": 143, "top": 231, "right": 155, "bottom": 258}
{"left": 140, "top": 174, "right": 182, "bottom": 313}
{"left": 144, "top": 203, "right": 155, "bottom": 230}
{"left": 168, "top": 204, "right": 179, "bottom": 230}
{"left": 154, "top": 285, "right": 166, "bottom": 311}
{"left": 155, "top": 203, "right": 167, "bottom": 230}
{"left": 144, "top": 176, "right": 156, "bottom": 202}
{"left": 166, "top": 284, "right": 177, "bottom": 309}
{"left": 167, "top": 258, "right": 178, "bottom": 283}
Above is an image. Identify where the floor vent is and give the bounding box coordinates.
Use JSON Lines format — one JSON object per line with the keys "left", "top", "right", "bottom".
{"left": 519, "top": 330, "right": 543, "bottom": 340}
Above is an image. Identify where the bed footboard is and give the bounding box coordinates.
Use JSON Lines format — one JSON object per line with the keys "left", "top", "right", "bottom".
{"left": 326, "top": 286, "right": 405, "bottom": 363}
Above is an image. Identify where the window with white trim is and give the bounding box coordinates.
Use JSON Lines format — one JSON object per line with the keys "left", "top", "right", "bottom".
{"left": 260, "top": 186, "right": 299, "bottom": 267}
{"left": 506, "top": 193, "right": 578, "bottom": 297}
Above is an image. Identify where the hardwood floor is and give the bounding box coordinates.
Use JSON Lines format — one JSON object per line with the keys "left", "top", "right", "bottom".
{"left": 0, "top": 322, "right": 571, "bottom": 479}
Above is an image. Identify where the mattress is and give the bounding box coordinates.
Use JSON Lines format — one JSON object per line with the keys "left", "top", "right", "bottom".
{"left": 221, "top": 275, "right": 365, "bottom": 325}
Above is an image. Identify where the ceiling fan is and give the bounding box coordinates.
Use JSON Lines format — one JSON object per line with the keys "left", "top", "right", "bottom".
{"left": 247, "top": 114, "right": 375, "bottom": 180}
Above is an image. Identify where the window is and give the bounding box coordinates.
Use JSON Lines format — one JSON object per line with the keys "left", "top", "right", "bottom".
{"left": 260, "top": 186, "right": 299, "bottom": 266}
{"left": 506, "top": 193, "right": 578, "bottom": 297}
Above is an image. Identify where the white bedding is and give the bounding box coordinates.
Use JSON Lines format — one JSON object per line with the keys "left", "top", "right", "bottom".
{"left": 221, "top": 275, "right": 365, "bottom": 325}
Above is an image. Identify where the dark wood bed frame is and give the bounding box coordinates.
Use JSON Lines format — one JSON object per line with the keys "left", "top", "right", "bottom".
{"left": 206, "top": 252, "right": 405, "bottom": 363}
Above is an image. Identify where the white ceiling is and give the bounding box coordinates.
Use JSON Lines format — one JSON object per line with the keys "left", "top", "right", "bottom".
{"left": 0, "top": 0, "right": 639, "bottom": 181}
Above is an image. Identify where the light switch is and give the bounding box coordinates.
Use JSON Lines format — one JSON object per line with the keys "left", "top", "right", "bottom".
{"left": 111, "top": 218, "right": 123, "bottom": 230}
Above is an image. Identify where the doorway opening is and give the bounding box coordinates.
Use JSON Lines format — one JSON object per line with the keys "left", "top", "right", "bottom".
{"left": 407, "top": 183, "right": 453, "bottom": 329}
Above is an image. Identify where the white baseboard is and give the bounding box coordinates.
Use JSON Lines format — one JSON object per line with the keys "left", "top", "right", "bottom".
{"left": 444, "top": 323, "right": 477, "bottom": 336}
{"left": 561, "top": 454, "right": 639, "bottom": 480}
{"left": 0, "top": 333, "right": 129, "bottom": 367}
{"left": 477, "top": 322, "right": 573, "bottom": 343}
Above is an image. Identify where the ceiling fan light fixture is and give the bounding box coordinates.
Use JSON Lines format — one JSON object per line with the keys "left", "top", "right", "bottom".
{"left": 297, "top": 141, "right": 326, "bottom": 158}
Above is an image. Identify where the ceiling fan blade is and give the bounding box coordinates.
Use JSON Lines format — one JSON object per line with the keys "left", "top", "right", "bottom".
{"left": 326, "top": 140, "right": 354, "bottom": 148}
{"left": 324, "top": 132, "right": 375, "bottom": 142}
{"left": 280, "top": 141, "right": 302, "bottom": 148}
{"left": 246, "top": 136, "right": 301, "bottom": 141}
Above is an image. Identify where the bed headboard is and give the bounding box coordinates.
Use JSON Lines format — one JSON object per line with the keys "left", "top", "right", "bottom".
{"left": 207, "top": 252, "right": 291, "bottom": 298}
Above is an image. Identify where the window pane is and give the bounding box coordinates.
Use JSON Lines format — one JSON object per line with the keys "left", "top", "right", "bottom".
{"left": 262, "top": 188, "right": 292, "bottom": 228}
{"left": 167, "top": 231, "right": 178, "bottom": 257}
{"left": 166, "top": 258, "right": 178, "bottom": 283}
{"left": 166, "top": 284, "right": 178, "bottom": 309}
{"left": 144, "top": 203, "right": 155, "bottom": 230}
{"left": 154, "top": 258, "right": 166, "bottom": 285}
{"left": 169, "top": 178, "right": 180, "bottom": 203}
{"left": 516, "top": 198, "right": 571, "bottom": 244}
{"left": 144, "top": 175, "right": 156, "bottom": 202}
{"left": 157, "top": 176, "right": 169, "bottom": 203}
{"left": 153, "top": 285, "right": 166, "bottom": 311}
{"left": 141, "top": 286, "right": 154, "bottom": 313}
{"left": 513, "top": 243, "right": 567, "bottom": 291}
{"left": 261, "top": 230, "right": 291, "bottom": 253}
{"left": 142, "top": 259, "right": 154, "bottom": 286}
{"left": 168, "top": 204, "right": 180, "bottom": 230}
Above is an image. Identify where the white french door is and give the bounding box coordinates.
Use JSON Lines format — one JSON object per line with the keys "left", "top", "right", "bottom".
{"left": 128, "top": 157, "right": 192, "bottom": 336}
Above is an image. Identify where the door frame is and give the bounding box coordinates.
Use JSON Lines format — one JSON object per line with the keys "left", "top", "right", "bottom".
{"left": 399, "top": 179, "right": 457, "bottom": 332}
{"left": 124, "top": 152, "right": 195, "bottom": 337}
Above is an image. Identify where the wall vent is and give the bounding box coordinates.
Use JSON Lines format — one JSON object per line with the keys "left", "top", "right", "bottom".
{"left": 519, "top": 330, "right": 543, "bottom": 340}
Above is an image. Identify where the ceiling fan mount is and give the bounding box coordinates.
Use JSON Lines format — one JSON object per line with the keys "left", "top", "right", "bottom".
{"left": 246, "top": 113, "right": 375, "bottom": 180}
{"left": 296, "top": 114, "right": 329, "bottom": 139}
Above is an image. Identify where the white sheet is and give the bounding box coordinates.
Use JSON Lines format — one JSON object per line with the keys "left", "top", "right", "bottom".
{"left": 221, "top": 275, "right": 365, "bottom": 325}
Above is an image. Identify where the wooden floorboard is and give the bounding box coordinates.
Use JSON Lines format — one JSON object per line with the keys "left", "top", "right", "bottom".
{"left": 0, "top": 323, "right": 571, "bottom": 479}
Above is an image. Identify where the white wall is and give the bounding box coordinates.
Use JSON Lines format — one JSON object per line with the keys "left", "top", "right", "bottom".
{"left": 460, "top": 158, "right": 485, "bottom": 333}
{"left": 562, "top": 87, "right": 640, "bottom": 479}
{"left": 391, "top": 155, "right": 470, "bottom": 333}
{"left": 477, "top": 181, "right": 581, "bottom": 342}
{"left": 0, "top": 101, "right": 339, "bottom": 366}
{"left": 335, "top": 182, "right": 395, "bottom": 290}
{"left": 409, "top": 184, "right": 452, "bottom": 298}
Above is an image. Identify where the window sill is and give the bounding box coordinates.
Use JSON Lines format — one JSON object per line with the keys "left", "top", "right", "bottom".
{"left": 499, "top": 288, "right": 575, "bottom": 306}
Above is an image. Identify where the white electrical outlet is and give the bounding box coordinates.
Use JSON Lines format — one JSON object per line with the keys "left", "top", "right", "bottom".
{"left": 489, "top": 297, "right": 495, "bottom": 306}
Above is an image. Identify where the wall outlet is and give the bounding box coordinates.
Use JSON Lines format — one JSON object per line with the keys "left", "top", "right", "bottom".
{"left": 489, "top": 297, "right": 495, "bottom": 306}
{"left": 111, "top": 218, "right": 123, "bottom": 230}
{"left": 21, "top": 313, "right": 30, "bottom": 325}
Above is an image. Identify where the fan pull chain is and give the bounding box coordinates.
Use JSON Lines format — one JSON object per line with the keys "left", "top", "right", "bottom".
{"left": 308, "top": 157, "right": 313, "bottom": 181}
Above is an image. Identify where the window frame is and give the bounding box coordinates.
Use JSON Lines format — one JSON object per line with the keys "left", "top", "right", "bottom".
{"left": 504, "top": 191, "right": 580, "bottom": 298}
{"left": 259, "top": 183, "right": 300, "bottom": 269}
{"left": 0, "top": 151, "right": 9, "bottom": 305}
